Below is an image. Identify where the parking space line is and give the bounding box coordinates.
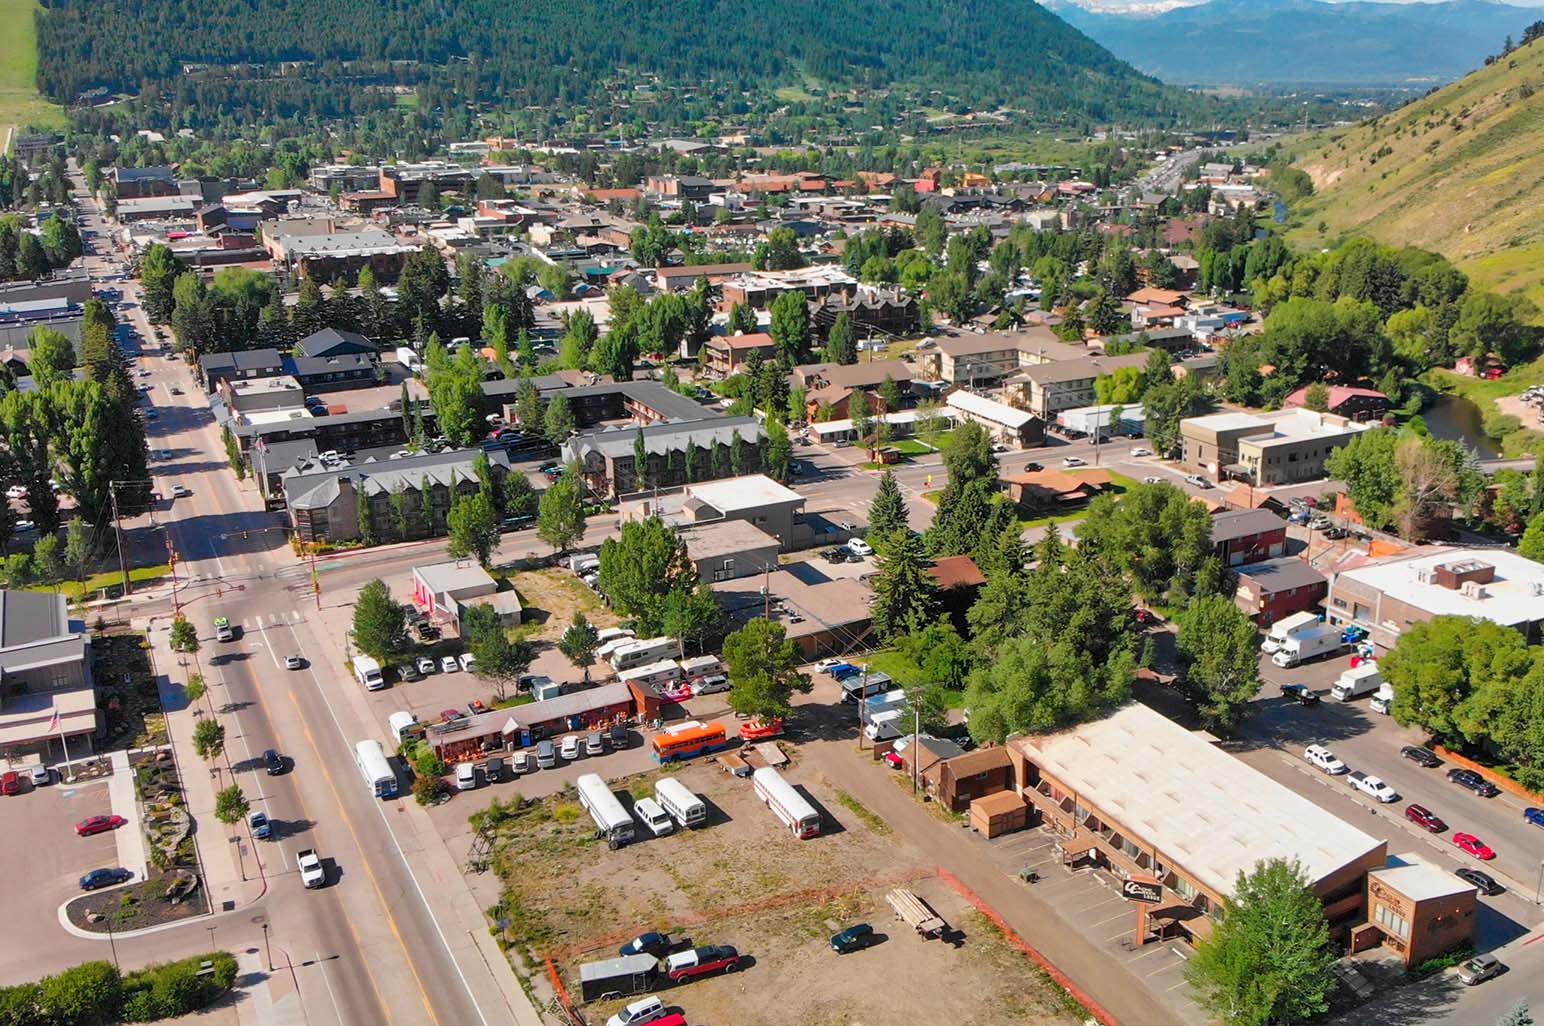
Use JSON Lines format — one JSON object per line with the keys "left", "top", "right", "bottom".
{"left": 1093, "top": 910, "right": 1133, "bottom": 928}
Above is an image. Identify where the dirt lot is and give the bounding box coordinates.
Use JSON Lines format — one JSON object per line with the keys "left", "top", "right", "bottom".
{"left": 477, "top": 756, "right": 1086, "bottom": 1026}
{"left": 499, "top": 567, "right": 622, "bottom": 646}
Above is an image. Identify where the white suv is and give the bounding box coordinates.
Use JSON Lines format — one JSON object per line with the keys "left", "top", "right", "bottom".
{"left": 1348, "top": 771, "right": 1399, "bottom": 803}
{"left": 1304, "top": 744, "right": 1349, "bottom": 775}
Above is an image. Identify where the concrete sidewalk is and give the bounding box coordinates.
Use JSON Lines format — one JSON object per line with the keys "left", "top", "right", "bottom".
{"left": 140, "top": 617, "right": 267, "bottom": 916}
{"left": 107, "top": 750, "right": 150, "bottom": 880}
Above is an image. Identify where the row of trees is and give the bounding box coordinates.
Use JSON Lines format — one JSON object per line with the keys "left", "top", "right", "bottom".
{"left": 0, "top": 214, "right": 82, "bottom": 282}
{"left": 0, "top": 952, "right": 238, "bottom": 1026}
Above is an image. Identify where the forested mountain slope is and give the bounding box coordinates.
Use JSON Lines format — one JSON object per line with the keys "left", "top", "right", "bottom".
{"left": 1289, "top": 32, "right": 1544, "bottom": 308}
{"left": 34, "top": 0, "right": 1201, "bottom": 129}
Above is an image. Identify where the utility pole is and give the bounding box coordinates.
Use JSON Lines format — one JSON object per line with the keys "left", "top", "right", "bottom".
{"left": 109, "top": 481, "right": 131, "bottom": 596}
{"left": 910, "top": 686, "right": 921, "bottom": 796}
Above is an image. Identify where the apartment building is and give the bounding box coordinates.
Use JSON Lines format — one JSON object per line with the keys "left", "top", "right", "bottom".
{"left": 1180, "top": 409, "right": 1370, "bottom": 486}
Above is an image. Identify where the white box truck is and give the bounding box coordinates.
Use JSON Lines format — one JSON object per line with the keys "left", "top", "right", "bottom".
{"left": 1331, "top": 664, "right": 1384, "bottom": 702}
{"left": 576, "top": 773, "right": 635, "bottom": 848}
{"left": 1270, "top": 626, "right": 1343, "bottom": 668}
{"left": 1260, "top": 612, "right": 1321, "bottom": 654}
{"left": 865, "top": 708, "right": 905, "bottom": 742}
{"left": 352, "top": 655, "right": 385, "bottom": 691}
{"left": 1370, "top": 682, "right": 1395, "bottom": 714}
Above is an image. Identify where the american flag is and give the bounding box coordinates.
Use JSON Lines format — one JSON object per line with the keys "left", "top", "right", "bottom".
{"left": 47, "top": 709, "right": 60, "bottom": 732}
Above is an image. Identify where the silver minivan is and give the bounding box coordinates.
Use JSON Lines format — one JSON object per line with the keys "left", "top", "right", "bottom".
{"left": 536, "top": 739, "right": 556, "bottom": 769}
{"left": 455, "top": 762, "right": 478, "bottom": 790}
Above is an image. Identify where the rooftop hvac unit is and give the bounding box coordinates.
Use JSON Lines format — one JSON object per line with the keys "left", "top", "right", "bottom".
{"left": 1416, "top": 569, "right": 1434, "bottom": 585}
{"left": 1460, "top": 581, "right": 1487, "bottom": 599}
{"left": 1531, "top": 581, "right": 1544, "bottom": 597}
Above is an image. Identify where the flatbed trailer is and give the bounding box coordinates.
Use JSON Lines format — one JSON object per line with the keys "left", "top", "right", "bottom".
{"left": 886, "top": 887, "right": 946, "bottom": 938}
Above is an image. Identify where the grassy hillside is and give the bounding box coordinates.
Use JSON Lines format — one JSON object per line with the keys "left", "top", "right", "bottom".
{"left": 0, "top": 0, "right": 64, "bottom": 146}
{"left": 1289, "top": 36, "right": 1544, "bottom": 310}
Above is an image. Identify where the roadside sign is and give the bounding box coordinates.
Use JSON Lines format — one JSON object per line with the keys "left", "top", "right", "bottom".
{"left": 1122, "top": 879, "right": 1163, "bottom": 904}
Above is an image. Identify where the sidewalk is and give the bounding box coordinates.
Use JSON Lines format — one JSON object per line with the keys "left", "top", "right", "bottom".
{"left": 108, "top": 750, "right": 150, "bottom": 880}
{"left": 139, "top": 617, "right": 267, "bottom": 917}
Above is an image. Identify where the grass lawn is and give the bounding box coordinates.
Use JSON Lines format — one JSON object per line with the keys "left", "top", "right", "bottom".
{"left": 889, "top": 439, "right": 936, "bottom": 457}
{"left": 0, "top": 0, "right": 65, "bottom": 137}
{"left": 35, "top": 563, "right": 171, "bottom": 602}
{"left": 1013, "top": 470, "right": 1138, "bottom": 529}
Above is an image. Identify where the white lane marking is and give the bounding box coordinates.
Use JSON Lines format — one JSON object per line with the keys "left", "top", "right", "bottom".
{"left": 274, "top": 618, "right": 494, "bottom": 1026}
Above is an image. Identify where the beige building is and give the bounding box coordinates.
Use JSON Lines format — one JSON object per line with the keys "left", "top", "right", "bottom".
{"left": 1011, "top": 352, "right": 1151, "bottom": 420}
{"left": 918, "top": 328, "right": 1083, "bottom": 388}
{"left": 1180, "top": 409, "right": 1369, "bottom": 485}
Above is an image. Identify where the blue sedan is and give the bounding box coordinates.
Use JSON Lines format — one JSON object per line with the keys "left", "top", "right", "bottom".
{"left": 79, "top": 868, "right": 132, "bottom": 891}
{"left": 1525, "top": 807, "right": 1544, "bottom": 829}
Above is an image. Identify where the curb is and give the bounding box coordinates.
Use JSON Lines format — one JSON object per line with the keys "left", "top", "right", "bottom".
{"left": 1432, "top": 746, "right": 1544, "bottom": 805}
{"left": 55, "top": 885, "right": 258, "bottom": 941}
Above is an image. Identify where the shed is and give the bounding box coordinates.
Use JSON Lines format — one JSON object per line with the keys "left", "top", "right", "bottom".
{"left": 971, "top": 789, "right": 1029, "bottom": 838}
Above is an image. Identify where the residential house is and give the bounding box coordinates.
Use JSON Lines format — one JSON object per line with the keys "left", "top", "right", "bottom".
{"left": 703, "top": 333, "right": 779, "bottom": 377}
{"left": 812, "top": 287, "right": 917, "bottom": 339}
{"left": 932, "top": 748, "right": 1014, "bottom": 812}
{"left": 1210, "top": 508, "right": 1288, "bottom": 566}
{"left": 1002, "top": 467, "right": 1113, "bottom": 514}
{"left": 1234, "top": 558, "right": 1328, "bottom": 625}
{"left": 296, "top": 328, "right": 378, "bottom": 360}
{"left": 927, "top": 555, "right": 987, "bottom": 635}
{"left": 1283, "top": 386, "right": 1392, "bottom": 423}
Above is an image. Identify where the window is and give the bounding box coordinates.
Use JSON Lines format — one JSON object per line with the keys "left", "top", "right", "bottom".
{"left": 1375, "top": 902, "right": 1409, "bottom": 939}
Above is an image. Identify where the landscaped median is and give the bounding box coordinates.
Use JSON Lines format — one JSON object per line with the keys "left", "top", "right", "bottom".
{"left": 0, "top": 952, "right": 237, "bottom": 1024}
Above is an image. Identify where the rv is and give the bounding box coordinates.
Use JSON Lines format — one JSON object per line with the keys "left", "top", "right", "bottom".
{"left": 654, "top": 776, "right": 708, "bottom": 829}
{"left": 575, "top": 773, "right": 635, "bottom": 848}
{"left": 618, "top": 659, "right": 684, "bottom": 690}
{"left": 388, "top": 711, "right": 423, "bottom": 745}
{"left": 752, "top": 767, "right": 820, "bottom": 839}
{"left": 352, "top": 655, "right": 385, "bottom": 691}
{"left": 610, "top": 637, "right": 679, "bottom": 672}
{"left": 678, "top": 655, "right": 725, "bottom": 680}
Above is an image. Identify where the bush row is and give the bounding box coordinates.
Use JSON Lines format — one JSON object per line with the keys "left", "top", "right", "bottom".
{"left": 0, "top": 951, "right": 237, "bottom": 1025}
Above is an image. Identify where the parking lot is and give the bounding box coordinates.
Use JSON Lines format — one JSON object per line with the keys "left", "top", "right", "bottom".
{"left": 0, "top": 773, "right": 130, "bottom": 984}
{"left": 1240, "top": 650, "right": 1543, "bottom": 949}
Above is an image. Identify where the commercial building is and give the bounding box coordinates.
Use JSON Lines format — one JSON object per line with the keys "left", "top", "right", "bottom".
{"left": 1234, "top": 558, "right": 1328, "bottom": 625}
{"left": 807, "top": 407, "right": 957, "bottom": 446}
{"left": 1283, "top": 385, "right": 1392, "bottom": 423}
{"left": 945, "top": 390, "right": 1045, "bottom": 449}
{"left": 218, "top": 374, "right": 307, "bottom": 416}
{"left": 285, "top": 447, "right": 515, "bottom": 545}
{"left": 1056, "top": 403, "right": 1146, "bottom": 441}
{"left": 411, "top": 561, "right": 522, "bottom": 634}
{"left": 264, "top": 226, "right": 422, "bottom": 281}
{"left": 425, "top": 682, "right": 660, "bottom": 762}
{"left": 1180, "top": 409, "right": 1370, "bottom": 486}
{"left": 564, "top": 416, "right": 766, "bottom": 498}
{"left": 0, "top": 592, "right": 96, "bottom": 761}
{"left": 198, "top": 348, "right": 285, "bottom": 393}
{"left": 1363, "top": 856, "right": 1477, "bottom": 967}
{"left": 677, "top": 520, "right": 780, "bottom": 583}
{"left": 713, "top": 569, "right": 872, "bottom": 658}
{"left": 1008, "top": 703, "right": 1392, "bottom": 947}
{"left": 1209, "top": 508, "right": 1287, "bottom": 566}
{"left": 498, "top": 379, "right": 713, "bottom": 430}
{"left": 1326, "top": 548, "right": 1544, "bottom": 650}
{"left": 673, "top": 475, "right": 805, "bottom": 550}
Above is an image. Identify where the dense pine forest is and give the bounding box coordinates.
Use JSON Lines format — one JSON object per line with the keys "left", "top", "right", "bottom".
{"left": 35, "top": 0, "right": 1205, "bottom": 134}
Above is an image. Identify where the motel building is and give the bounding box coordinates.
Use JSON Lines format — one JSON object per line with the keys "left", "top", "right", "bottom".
{"left": 1005, "top": 704, "right": 1476, "bottom": 964}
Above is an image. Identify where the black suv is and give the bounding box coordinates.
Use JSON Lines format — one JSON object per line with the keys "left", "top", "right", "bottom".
{"left": 1401, "top": 745, "right": 1441, "bottom": 768}
{"left": 1446, "top": 767, "right": 1500, "bottom": 797}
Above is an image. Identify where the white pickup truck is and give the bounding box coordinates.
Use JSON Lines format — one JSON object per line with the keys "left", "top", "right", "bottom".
{"left": 296, "top": 848, "right": 325, "bottom": 889}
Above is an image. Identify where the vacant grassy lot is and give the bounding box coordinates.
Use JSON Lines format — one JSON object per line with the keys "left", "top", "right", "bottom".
{"left": 0, "top": 0, "right": 64, "bottom": 140}
{"left": 497, "top": 567, "right": 621, "bottom": 644}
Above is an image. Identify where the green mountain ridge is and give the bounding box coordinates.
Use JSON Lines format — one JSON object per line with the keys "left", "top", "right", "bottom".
{"left": 35, "top": 0, "right": 1203, "bottom": 132}
{"left": 1289, "top": 34, "right": 1544, "bottom": 310}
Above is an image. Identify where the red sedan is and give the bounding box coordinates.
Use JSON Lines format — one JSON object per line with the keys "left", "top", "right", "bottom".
{"left": 1405, "top": 804, "right": 1447, "bottom": 832}
{"left": 1454, "top": 832, "right": 1496, "bottom": 860}
{"left": 75, "top": 815, "right": 127, "bottom": 837}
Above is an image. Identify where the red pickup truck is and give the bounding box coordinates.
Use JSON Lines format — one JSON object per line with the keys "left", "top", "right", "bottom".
{"left": 664, "top": 945, "right": 740, "bottom": 982}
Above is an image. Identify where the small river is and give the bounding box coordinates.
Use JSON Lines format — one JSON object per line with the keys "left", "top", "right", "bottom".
{"left": 1422, "top": 394, "right": 1501, "bottom": 459}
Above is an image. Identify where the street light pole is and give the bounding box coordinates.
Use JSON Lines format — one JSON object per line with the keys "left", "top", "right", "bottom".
{"left": 262, "top": 922, "right": 273, "bottom": 972}
{"left": 1534, "top": 858, "right": 1543, "bottom": 906}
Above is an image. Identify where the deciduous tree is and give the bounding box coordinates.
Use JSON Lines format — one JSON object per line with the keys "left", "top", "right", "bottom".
{"left": 351, "top": 579, "right": 409, "bottom": 662}
{"left": 725, "top": 619, "right": 810, "bottom": 720}
{"left": 1176, "top": 595, "right": 1262, "bottom": 734}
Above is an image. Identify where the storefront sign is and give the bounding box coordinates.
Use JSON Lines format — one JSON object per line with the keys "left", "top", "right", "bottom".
{"left": 1122, "top": 879, "right": 1163, "bottom": 904}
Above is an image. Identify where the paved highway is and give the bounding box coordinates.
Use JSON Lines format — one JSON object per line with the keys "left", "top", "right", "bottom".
{"left": 69, "top": 173, "right": 522, "bottom": 1026}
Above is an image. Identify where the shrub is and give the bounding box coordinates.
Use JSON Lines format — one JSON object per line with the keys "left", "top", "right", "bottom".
{"left": 37, "top": 961, "right": 123, "bottom": 1026}
{"left": 413, "top": 774, "right": 448, "bottom": 806}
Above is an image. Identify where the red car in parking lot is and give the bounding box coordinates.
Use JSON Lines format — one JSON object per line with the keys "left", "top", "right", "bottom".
{"left": 1, "top": 771, "right": 22, "bottom": 795}
{"left": 1454, "top": 832, "right": 1496, "bottom": 860}
{"left": 75, "top": 815, "right": 127, "bottom": 836}
{"left": 1405, "top": 804, "right": 1446, "bottom": 832}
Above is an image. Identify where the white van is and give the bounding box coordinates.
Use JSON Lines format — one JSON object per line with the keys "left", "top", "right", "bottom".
{"left": 633, "top": 797, "right": 674, "bottom": 837}
{"left": 607, "top": 996, "right": 667, "bottom": 1026}
{"left": 458, "top": 652, "right": 477, "bottom": 673}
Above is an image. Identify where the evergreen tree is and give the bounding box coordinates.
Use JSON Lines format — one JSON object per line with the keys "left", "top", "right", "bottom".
{"left": 870, "top": 530, "right": 938, "bottom": 639}
{"left": 825, "top": 311, "right": 856, "bottom": 364}
{"left": 868, "top": 470, "right": 907, "bottom": 539}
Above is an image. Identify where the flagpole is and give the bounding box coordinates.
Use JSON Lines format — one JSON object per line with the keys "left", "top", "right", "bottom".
{"left": 54, "top": 710, "right": 74, "bottom": 783}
